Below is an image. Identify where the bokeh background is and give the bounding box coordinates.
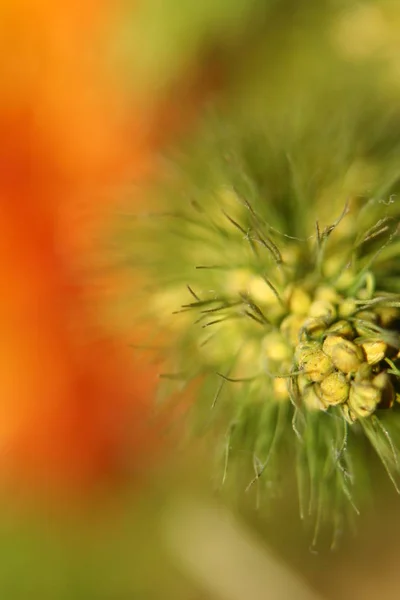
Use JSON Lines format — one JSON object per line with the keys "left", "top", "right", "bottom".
{"left": 2, "top": 0, "right": 400, "bottom": 598}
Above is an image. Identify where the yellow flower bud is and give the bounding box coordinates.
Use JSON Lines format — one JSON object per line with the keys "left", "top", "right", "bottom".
{"left": 335, "top": 269, "right": 357, "bottom": 291}
{"left": 349, "top": 382, "right": 381, "bottom": 418}
{"left": 308, "top": 299, "right": 337, "bottom": 323}
{"left": 285, "top": 285, "right": 311, "bottom": 315}
{"left": 322, "top": 335, "right": 364, "bottom": 373}
{"left": 295, "top": 342, "right": 333, "bottom": 382}
{"left": 295, "top": 341, "right": 320, "bottom": 364}
{"left": 326, "top": 319, "right": 355, "bottom": 339}
{"left": 320, "top": 371, "right": 349, "bottom": 405}
{"left": 300, "top": 317, "right": 327, "bottom": 340}
{"left": 356, "top": 310, "right": 378, "bottom": 322}
{"left": 354, "top": 311, "right": 378, "bottom": 338}
{"left": 354, "top": 318, "right": 379, "bottom": 338}
{"left": 315, "top": 286, "right": 341, "bottom": 304}
{"left": 338, "top": 297, "right": 357, "bottom": 318}
{"left": 361, "top": 340, "right": 387, "bottom": 365}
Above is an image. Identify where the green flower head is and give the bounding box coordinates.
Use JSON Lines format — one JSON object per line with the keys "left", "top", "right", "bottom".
{"left": 131, "top": 115, "right": 400, "bottom": 548}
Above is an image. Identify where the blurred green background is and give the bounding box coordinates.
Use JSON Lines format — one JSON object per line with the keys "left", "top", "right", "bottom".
{"left": 6, "top": 1, "right": 400, "bottom": 598}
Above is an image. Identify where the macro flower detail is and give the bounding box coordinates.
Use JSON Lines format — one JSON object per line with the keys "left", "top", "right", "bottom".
{"left": 275, "top": 282, "right": 399, "bottom": 422}
{"left": 134, "top": 127, "right": 400, "bottom": 546}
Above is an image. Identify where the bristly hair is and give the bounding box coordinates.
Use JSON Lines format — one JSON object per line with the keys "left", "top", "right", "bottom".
{"left": 122, "top": 109, "right": 400, "bottom": 548}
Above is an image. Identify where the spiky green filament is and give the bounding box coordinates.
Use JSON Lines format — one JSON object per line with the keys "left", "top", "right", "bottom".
{"left": 156, "top": 191, "right": 400, "bottom": 419}
{"left": 141, "top": 183, "right": 400, "bottom": 544}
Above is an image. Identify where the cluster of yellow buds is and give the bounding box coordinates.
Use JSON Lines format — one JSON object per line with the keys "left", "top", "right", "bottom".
{"left": 263, "top": 282, "right": 400, "bottom": 422}
{"left": 138, "top": 157, "right": 400, "bottom": 538}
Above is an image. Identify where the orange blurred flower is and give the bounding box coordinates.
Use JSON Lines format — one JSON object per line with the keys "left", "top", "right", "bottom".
{"left": 0, "top": 0, "right": 162, "bottom": 494}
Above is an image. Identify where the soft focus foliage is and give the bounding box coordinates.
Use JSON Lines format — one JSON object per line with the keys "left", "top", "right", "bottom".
{"left": 4, "top": 0, "right": 400, "bottom": 598}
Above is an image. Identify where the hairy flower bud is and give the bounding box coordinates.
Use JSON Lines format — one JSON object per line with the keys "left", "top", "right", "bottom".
{"left": 354, "top": 316, "right": 379, "bottom": 337}
{"left": 140, "top": 133, "right": 400, "bottom": 542}
{"left": 295, "top": 342, "right": 333, "bottom": 381}
{"left": 338, "top": 297, "right": 358, "bottom": 318}
{"left": 300, "top": 317, "right": 327, "bottom": 340}
{"left": 309, "top": 299, "right": 337, "bottom": 323}
{"left": 320, "top": 371, "right": 350, "bottom": 405}
{"left": 362, "top": 340, "right": 387, "bottom": 365}
{"left": 315, "top": 286, "right": 341, "bottom": 304}
{"left": 285, "top": 285, "right": 312, "bottom": 315}
{"left": 349, "top": 382, "right": 381, "bottom": 418}
{"left": 322, "top": 335, "right": 364, "bottom": 373}
{"left": 326, "top": 319, "right": 355, "bottom": 339}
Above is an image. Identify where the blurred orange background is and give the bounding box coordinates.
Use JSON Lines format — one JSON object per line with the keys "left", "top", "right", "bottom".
{"left": 0, "top": 0, "right": 169, "bottom": 494}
